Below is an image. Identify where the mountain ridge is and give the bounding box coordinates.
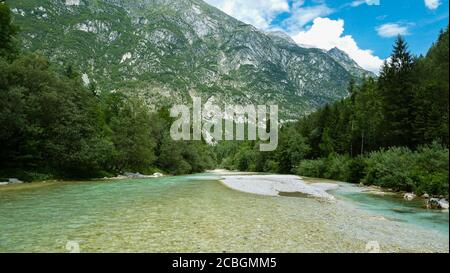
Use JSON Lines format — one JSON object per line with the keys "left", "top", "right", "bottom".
{"left": 8, "top": 0, "right": 374, "bottom": 119}
{"left": 327, "top": 47, "right": 375, "bottom": 79}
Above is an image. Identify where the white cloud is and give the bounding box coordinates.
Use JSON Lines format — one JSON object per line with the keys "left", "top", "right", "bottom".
{"left": 424, "top": 0, "right": 441, "bottom": 10}
{"left": 205, "top": 0, "right": 333, "bottom": 31}
{"left": 204, "top": 0, "right": 289, "bottom": 29}
{"left": 205, "top": 1, "right": 383, "bottom": 73}
{"left": 351, "top": 0, "right": 380, "bottom": 7}
{"left": 282, "top": 3, "right": 334, "bottom": 32}
{"left": 376, "top": 23, "right": 410, "bottom": 37}
{"left": 292, "top": 17, "right": 384, "bottom": 73}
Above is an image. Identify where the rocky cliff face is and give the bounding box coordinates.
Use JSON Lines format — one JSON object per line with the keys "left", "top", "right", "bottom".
{"left": 327, "top": 47, "right": 375, "bottom": 80}
{"left": 8, "top": 0, "right": 372, "bottom": 119}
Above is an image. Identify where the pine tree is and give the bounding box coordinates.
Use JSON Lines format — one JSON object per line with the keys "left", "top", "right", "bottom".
{"left": 378, "top": 35, "right": 416, "bottom": 148}
{"left": 0, "top": 2, "right": 19, "bottom": 60}
{"left": 348, "top": 78, "right": 357, "bottom": 103}
{"left": 412, "top": 27, "right": 449, "bottom": 147}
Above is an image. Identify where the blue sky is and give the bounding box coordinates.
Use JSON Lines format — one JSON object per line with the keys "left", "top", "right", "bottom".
{"left": 205, "top": 0, "right": 449, "bottom": 73}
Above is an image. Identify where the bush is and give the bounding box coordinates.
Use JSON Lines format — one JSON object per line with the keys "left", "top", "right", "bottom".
{"left": 363, "top": 147, "right": 416, "bottom": 191}
{"left": 221, "top": 156, "right": 235, "bottom": 170}
{"left": 234, "top": 148, "right": 256, "bottom": 171}
{"left": 296, "top": 159, "right": 326, "bottom": 178}
{"left": 347, "top": 156, "right": 367, "bottom": 183}
{"left": 294, "top": 143, "right": 448, "bottom": 197}
{"left": 323, "top": 154, "right": 351, "bottom": 181}
{"left": 0, "top": 169, "right": 55, "bottom": 182}
{"left": 264, "top": 160, "right": 279, "bottom": 173}
{"left": 296, "top": 156, "right": 351, "bottom": 182}
{"left": 410, "top": 142, "right": 449, "bottom": 196}
{"left": 363, "top": 143, "right": 449, "bottom": 196}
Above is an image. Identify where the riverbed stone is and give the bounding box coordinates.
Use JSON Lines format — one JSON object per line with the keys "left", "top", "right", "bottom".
{"left": 8, "top": 178, "right": 23, "bottom": 184}
{"left": 438, "top": 199, "right": 449, "bottom": 209}
{"left": 427, "top": 198, "right": 449, "bottom": 209}
{"left": 404, "top": 193, "right": 416, "bottom": 201}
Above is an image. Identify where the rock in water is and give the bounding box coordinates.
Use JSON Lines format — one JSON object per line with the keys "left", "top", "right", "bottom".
{"left": 438, "top": 199, "right": 449, "bottom": 209}
{"left": 8, "top": 178, "right": 24, "bottom": 184}
{"left": 427, "top": 198, "right": 449, "bottom": 209}
{"left": 403, "top": 193, "right": 416, "bottom": 201}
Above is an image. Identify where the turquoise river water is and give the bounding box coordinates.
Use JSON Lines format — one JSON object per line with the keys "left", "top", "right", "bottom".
{"left": 0, "top": 173, "right": 448, "bottom": 253}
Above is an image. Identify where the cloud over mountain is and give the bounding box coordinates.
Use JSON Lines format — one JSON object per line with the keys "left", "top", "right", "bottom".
{"left": 292, "top": 17, "right": 384, "bottom": 73}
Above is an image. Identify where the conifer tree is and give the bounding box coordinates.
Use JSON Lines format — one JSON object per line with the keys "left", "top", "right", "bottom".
{"left": 0, "top": 1, "right": 18, "bottom": 60}
{"left": 378, "top": 35, "right": 416, "bottom": 148}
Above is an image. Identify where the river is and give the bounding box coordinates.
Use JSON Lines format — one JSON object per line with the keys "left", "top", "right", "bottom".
{"left": 0, "top": 172, "right": 448, "bottom": 253}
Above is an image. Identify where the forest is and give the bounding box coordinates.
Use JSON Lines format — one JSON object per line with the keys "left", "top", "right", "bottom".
{"left": 0, "top": 3, "right": 215, "bottom": 180}
{"left": 216, "top": 28, "right": 449, "bottom": 197}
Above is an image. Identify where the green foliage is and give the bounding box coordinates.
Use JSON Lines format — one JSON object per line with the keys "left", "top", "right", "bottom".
{"left": 0, "top": 7, "right": 216, "bottom": 179}
{"left": 296, "top": 159, "right": 326, "bottom": 178}
{"left": 100, "top": 93, "right": 156, "bottom": 173}
{"left": 363, "top": 147, "right": 416, "bottom": 191}
{"left": 412, "top": 27, "right": 449, "bottom": 146}
{"left": 157, "top": 137, "right": 215, "bottom": 175}
{"left": 0, "top": 2, "right": 18, "bottom": 60}
{"left": 323, "top": 155, "right": 352, "bottom": 182}
{"left": 408, "top": 143, "right": 449, "bottom": 196}
{"left": 0, "top": 169, "right": 54, "bottom": 182}
{"left": 234, "top": 146, "right": 257, "bottom": 172}
{"left": 158, "top": 138, "right": 192, "bottom": 175}
{"left": 295, "top": 155, "right": 351, "bottom": 182}
{"left": 363, "top": 143, "right": 449, "bottom": 196}
{"left": 347, "top": 156, "right": 366, "bottom": 183}
{"left": 217, "top": 28, "right": 449, "bottom": 197}
{"left": 276, "top": 126, "right": 311, "bottom": 173}
{"left": 0, "top": 54, "right": 216, "bottom": 179}
{"left": 263, "top": 160, "right": 279, "bottom": 173}
{"left": 294, "top": 144, "right": 449, "bottom": 196}
{"left": 0, "top": 53, "right": 113, "bottom": 178}
{"left": 378, "top": 36, "right": 416, "bottom": 148}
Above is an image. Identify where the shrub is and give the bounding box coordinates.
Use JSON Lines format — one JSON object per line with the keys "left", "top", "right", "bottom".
{"left": 410, "top": 142, "right": 449, "bottom": 196}
{"left": 0, "top": 169, "right": 55, "bottom": 182}
{"left": 295, "top": 143, "right": 449, "bottom": 196}
{"left": 363, "top": 147, "right": 415, "bottom": 191}
{"left": 221, "top": 157, "right": 235, "bottom": 170}
{"left": 234, "top": 148, "right": 256, "bottom": 171}
{"left": 323, "top": 154, "right": 352, "bottom": 181}
{"left": 296, "top": 159, "right": 326, "bottom": 178}
{"left": 347, "top": 156, "right": 367, "bottom": 183}
{"left": 264, "top": 160, "right": 279, "bottom": 173}
{"left": 296, "top": 155, "right": 351, "bottom": 182}
{"left": 363, "top": 143, "right": 449, "bottom": 196}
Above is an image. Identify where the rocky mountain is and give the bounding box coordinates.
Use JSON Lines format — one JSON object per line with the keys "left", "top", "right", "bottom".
{"left": 7, "top": 0, "right": 373, "bottom": 119}
{"left": 327, "top": 47, "right": 375, "bottom": 79}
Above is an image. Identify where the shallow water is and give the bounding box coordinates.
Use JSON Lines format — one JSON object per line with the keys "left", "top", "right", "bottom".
{"left": 329, "top": 182, "right": 449, "bottom": 235}
{"left": 0, "top": 174, "right": 448, "bottom": 253}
